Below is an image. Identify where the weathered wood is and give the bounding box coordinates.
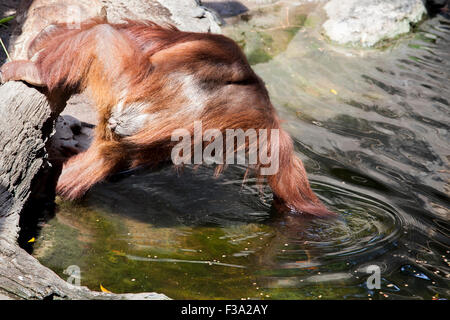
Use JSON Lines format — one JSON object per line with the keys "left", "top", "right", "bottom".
{"left": 0, "top": 81, "right": 52, "bottom": 242}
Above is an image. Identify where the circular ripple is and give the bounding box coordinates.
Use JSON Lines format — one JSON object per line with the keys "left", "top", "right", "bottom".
{"left": 278, "top": 182, "right": 404, "bottom": 262}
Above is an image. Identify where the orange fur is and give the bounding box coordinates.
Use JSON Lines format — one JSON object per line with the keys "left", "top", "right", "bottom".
{"left": 0, "top": 18, "right": 333, "bottom": 216}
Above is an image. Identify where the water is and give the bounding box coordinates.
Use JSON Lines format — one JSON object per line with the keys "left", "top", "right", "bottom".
{"left": 32, "top": 2, "right": 449, "bottom": 299}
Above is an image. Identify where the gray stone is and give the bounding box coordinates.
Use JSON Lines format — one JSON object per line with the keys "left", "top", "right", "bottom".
{"left": 10, "top": 0, "right": 106, "bottom": 60}
{"left": 323, "top": 0, "right": 427, "bottom": 47}
{"left": 48, "top": 115, "right": 94, "bottom": 163}
{"left": 101, "top": 0, "right": 221, "bottom": 33}
{"left": 157, "top": 0, "right": 222, "bottom": 33}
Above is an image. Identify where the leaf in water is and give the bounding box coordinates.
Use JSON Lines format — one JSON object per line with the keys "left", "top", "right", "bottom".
{"left": 0, "top": 16, "right": 15, "bottom": 25}
{"left": 100, "top": 284, "right": 112, "bottom": 293}
{"left": 111, "top": 250, "right": 126, "bottom": 256}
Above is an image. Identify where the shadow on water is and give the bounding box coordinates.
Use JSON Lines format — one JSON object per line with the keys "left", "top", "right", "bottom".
{"left": 33, "top": 3, "right": 449, "bottom": 299}
{"left": 202, "top": 1, "right": 249, "bottom": 18}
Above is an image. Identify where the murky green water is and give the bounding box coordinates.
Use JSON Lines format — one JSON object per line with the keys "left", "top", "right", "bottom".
{"left": 31, "top": 2, "right": 449, "bottom": 300}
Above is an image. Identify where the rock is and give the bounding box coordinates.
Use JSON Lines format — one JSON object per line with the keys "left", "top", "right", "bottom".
{"left": 49, "top": 115, "right": 94, "bottom": 163}
{"left": 101, "top": 0, "right": 221, "bottom": 33}
{"left": 62, "top": 93, "right": 98, "bottom": 125}
{"left": 323, "top": 0, "right": 427, "bottom": 47}
{"left": 156, "top": 0, "right": 222, "bottom": 33}
{"left": 10, "top": 0, "right": 106, "bottom": 60}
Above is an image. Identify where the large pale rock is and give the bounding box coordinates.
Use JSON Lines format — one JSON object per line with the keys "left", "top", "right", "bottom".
{"left": 323, "top": 0, "right": 427, "bottom": 47}
{"left": 101, "top": 0, "right": 221, "bottom": 33}
{"left": 48, "top": 115, "right": 93, "bottom": 163}
{"left": 157, "top": 0, "right": 221, "bottom": 33}
{"left": 10, "top": 0, "right": 106, "bottom": 60}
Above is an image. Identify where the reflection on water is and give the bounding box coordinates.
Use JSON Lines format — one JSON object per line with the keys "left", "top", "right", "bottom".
{"left": 33, "top": 2, "right": 449, "bottom": 299}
